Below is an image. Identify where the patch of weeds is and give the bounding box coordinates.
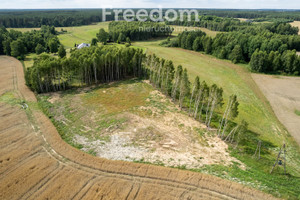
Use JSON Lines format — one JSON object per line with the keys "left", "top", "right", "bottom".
{"left": 295, "top": 109, "right": 300, "bottom": 116}
{"left": 37, "top": 95, "right": 85, "bottom": 150}
{"left": 154, "top": 160, "right": 165, "bottom": 166}
{"left": 87, "top": 149, "right": 97, "bottom": 156}
{"left": 178, "top": 123, "right": 185, "bottom": 128}
{"left": 194, "top": 127, "right": 205, "bottom": 136}
{"left": 94, "top": 135, "right": 111, "bottom": 142}
{"left": 176, "top": 165, "right": 187, "bottom": 170}
{"left": 0, "top": 92, "right": 22, "bottom": 105}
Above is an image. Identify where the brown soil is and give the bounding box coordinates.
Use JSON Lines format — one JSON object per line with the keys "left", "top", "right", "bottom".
{"left": 0, "top": 56, "right": 277, "bottom": 199}
{"left": 252, "top": 74, "right": 300, "bottom": 145}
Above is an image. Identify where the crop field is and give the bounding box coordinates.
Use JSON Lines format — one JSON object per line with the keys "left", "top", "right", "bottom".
{"left": 290, "top": 21, "right": 300, "bottom": 35}
{"left": 252, "top": 74, "right": 300, "bottom": 145}
{"left": 170, "top": 25, "right": 220, "bottom": 37}
{"left": 0, "top": 55, "right": 279, "bottom": 199}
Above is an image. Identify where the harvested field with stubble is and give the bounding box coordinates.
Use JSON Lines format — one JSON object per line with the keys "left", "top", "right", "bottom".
{"left": 0, "top": 55, "right": 278, "bottom": 200}
{"left": 252, "top": 74, "right": 300, "bottom": 145}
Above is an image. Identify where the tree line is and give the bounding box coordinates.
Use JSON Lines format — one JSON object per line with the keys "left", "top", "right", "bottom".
{"left": 107, "top": 21, "right": 173, "bottom": 42}
{"left": 0, "top": 9, "right": 114, "bottom": 28}
{"left": 0, "top": 25, "right": 60, "bottom": 60}
{"left": 25, "top": 46, "right": 145, "bottom": 93}
{"left": 162, "top": 23, "right": 300, "bottom": 75}
{"left": 1, "top": 9, "right": 300, "bottom": 28}
{"left": 145, "top": 53, "right": 247, "bottom": 144}
{"left": 166, "top": 15, "right": 252, "bottom": 32}
{"left": 195, "top": 9, "right": 300, "bottom": 21}
{"left": 166, "top": 16, "right": 298, "bottom": 35}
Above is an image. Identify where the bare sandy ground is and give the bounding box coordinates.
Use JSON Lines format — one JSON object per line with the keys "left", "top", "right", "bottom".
{"left": 0, "top": 56, "right": 277, "bottom": 199}
{"left": 252, "top": 74, "right": 300, "bottom": 145}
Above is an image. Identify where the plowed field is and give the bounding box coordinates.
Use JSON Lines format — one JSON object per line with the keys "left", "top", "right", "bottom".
{"left": 0, "top": 56, "right": 276, "bottom": 200}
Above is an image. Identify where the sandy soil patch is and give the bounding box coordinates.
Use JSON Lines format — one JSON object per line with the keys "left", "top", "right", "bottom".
{"left": 72, "top": 87, "right": 243, "bottom": 169}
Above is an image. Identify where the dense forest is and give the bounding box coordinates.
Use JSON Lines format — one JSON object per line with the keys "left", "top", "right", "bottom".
{"left": 25, "top": 46, "right": 145, "bottom": 93}
{"left": 0, "top": 9, "right": 114, "bottom": 28}
{"left": 195, "top": 9, "right": 300, "bottom": 22}
{"left": 166, "top": 15, "right": 253, "bottom": 32}
{"left": 0, "top": 25, "right": 59, "bottom": 59}
{"left": 166, "top": 15, "right": 299, "bottom": 34}
{"left": 108, "top": 21, "right": 173, "bottom": 42}
{"left": 1, "top": 9, "right": 300, "bottom": 28}
{"left": 162, "top": 22, "right": 300, "bottom": 75}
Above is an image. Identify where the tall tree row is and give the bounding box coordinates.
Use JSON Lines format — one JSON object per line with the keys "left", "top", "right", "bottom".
{"left": 108, "top": 21, "right": 173, "bottom": 42}
{"left": 25, "top": 46, "right": 145, "bottom": 93}
{"left": 163, "top": 22, "right": 300, "bottom": 75}
{"left": 144, "top": 53, "right": 243, "bottom": 141}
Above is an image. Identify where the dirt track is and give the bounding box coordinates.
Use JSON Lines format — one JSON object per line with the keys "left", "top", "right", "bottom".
{"left": 252, "top": 74, "right": 300, "bottom": 145}
{"left": 0, "top": 56, "right": 277, "bottom": 200}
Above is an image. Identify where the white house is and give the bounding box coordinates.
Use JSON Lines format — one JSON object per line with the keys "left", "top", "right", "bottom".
{"left": 77, "top": 43, "right": 90, "bottom": 49}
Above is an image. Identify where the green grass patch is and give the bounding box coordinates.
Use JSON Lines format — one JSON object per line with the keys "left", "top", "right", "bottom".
{"left": 0, "top": 92, "right": 21, "bottom": 105}
{"left": 37, "top": 79, "right": 154, "bottom": 151}
{"left": 295, "top": 109, "right": 300, "bottom": 116}
{"left": 82, "top": 79, "right": 152, "bottom": 114}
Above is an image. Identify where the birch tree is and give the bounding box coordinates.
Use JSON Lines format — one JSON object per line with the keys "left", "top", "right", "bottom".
{"left": 206, "top": 86, "right": 223, "bottom": 128}
{"left": 189, "top": 76, "right": 200, "bottom": 116}
{"left": 171, "top": 65, "right": 183, "bottom": 101}
{"left": 179, "top": 69, "right": 190, "bottom": 109}
{"left": 218, "top": 95, "right": 239, "bottom": 138}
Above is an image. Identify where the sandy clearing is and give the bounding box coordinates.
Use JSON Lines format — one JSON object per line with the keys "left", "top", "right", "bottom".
{"left": 252, "top": 74, "right": 300, "bottom": 145}
{"left": 0, "top": 55, "right": 277, "bottom": 199}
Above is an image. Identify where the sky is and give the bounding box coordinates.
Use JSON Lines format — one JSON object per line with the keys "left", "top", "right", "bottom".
{"left": 0, "top": 0, "right": 299, "bottom": 9}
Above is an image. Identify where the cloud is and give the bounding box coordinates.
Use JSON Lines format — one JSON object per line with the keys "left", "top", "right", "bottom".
{"left": 0, "top": 0, "right": 299, "bottom": 9}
